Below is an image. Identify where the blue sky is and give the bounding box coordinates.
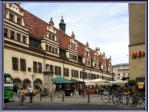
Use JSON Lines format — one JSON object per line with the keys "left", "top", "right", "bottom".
{"left": 20, "top": 3, "right": 129, "bottom": 65}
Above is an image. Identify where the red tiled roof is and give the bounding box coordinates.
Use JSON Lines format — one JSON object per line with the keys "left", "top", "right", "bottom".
{"left": 77, "top": 45, "right": 86, "bottom": 56}
{"left": 23, "top": 9, "right": 48, "bottom": 39}
{"left": 56, "top": 29, "right": 70, "bottom": 50}
{"left": 19, "top": 5, "right": 105, "bottom": 63}
{"left": 23, "top": 8, "right": 71, "bottom": 50}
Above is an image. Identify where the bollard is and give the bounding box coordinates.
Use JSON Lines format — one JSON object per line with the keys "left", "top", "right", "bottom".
{"left": 88, "top": 94, "right": 90, "bottom": 103}
{"left": 62, "top": 93, "right": 64, "bottom": 102}
{"left": 51, "top": 93, "right": 53, "bottom": 101}
{"left": 83, "top": 91, "right": 85, "bottom": 97}
{"left": 40, "top": 94, "right": 42, "bottom": 101}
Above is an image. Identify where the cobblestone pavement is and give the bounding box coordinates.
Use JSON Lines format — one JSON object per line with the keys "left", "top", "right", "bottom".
{"left": 8, "top": 94, "right": 145, "bottom": 108}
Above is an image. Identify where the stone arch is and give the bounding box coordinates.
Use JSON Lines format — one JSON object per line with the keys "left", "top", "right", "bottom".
{"left": 33, "top": 78, "right": 43, "bottom": 89}
{"left": 23, "top": 78, "right": 31, "bottom": 88}
{"left": 13, "top": 77, "right": 22, "bottom": 93}
{"left": 13, "top": 77, "right": 22, "bottom": 87}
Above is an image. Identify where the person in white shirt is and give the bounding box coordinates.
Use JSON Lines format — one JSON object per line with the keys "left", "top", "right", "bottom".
{"left": 28, "top": 85, "right": 34, "bottom": 103}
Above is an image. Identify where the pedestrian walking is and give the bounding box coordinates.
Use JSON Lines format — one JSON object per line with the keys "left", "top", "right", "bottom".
{"left": 75, "top": 88, "right": 79, "bottom": 98}
{"left": 18, "top": 87, "right": 25, "bottom": 105}
{"left": 13, "top": 86, "right": 18, "bottom": 95}
{"left": 28, "top": 85, "right": 34, "bottom": 103}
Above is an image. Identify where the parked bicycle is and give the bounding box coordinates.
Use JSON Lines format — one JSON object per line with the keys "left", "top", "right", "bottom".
{"left": 132, "top": 90, "right": 145, "bottom": 105}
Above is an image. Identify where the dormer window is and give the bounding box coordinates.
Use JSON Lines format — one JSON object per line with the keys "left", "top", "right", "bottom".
{"left": 49, "top": 46, "right": 51, "bottom": 52}
{"left": 46, "top": 45, "right": 48, "bottom": 51}
{"left": 96, "top": 56, "right": 98, "bottom": 60}
{"left": 49, "top": 33, "right": 55, "bottom": 41}
{"left": 9, "top": 14, "right": 14, "bottom": 22}
{"left": 10, "top": 30, "right": 14, "bottom": 40}
{"left": 17, "top": 18, "right": 21, "bottom": 25}
{"left": 51, "top": 47, "right": 54, "bottom": 53}
{"left": 49, "top": 34, "right": 51, "bottom": 38}
{"left": 88, "top": 61, "right": 90, "bottom": 65}
{"left": 70, "top": 43, "right": 75, "bottom": 50}
{"left": 51, "top": 35, "right": 55, "bottom": 41}
{"left": 55, "top": 48, "right": 58, "bottom": 54}
{"left": 4, "top": 28, "right": 8, "bottom": 37}
{"left": 23, "top": 36, "right": 26, "bottom": 43}
{"left": 17, "top": 33, "right": 21, "bottom": 42}
{"left": 86, "top": 52, "right": 89, "bottom": 58}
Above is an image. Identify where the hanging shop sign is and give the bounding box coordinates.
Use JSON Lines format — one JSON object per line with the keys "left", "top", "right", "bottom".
{"left": 132, "top": 51, "right": 145, "bottom": 59}
{"left": 136, "top": 82, "right": 145, "bottom": 89}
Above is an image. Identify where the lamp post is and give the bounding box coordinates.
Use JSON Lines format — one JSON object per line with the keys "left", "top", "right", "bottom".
{"left": 50, "top": 71, "right": 54, "bottom": 101}
{"left": 32, "top": 74, "right": 34, "bottom": 88}
{"left": 82, "top": 65, "right": 85, "bottom": 97}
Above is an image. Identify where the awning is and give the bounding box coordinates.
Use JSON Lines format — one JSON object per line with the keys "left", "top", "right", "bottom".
{"left": 71, "top": 79, "right": 84, "bottom": 83}
{"left": 53, "top": 77, "right": 72, "bottom": 83}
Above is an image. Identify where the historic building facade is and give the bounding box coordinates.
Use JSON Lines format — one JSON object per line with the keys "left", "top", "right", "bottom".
{"left": 129, "top": 3, "right": 145, "bottom": 80}
{"left": 112, "top": 63, "right": 129, "bottom": 81}
{"left": 4, "top": 3, "right": 113, "bottom": 89}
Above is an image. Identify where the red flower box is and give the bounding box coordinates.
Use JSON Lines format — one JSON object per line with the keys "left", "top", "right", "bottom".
{"left": 132, "top": 52, "right": 137, "bottom": 58}
{"left": 142, "top": 51, "right": 145, "bottom": 56}
{"left": 138, "top": 51, "right": 142, "bottom": 57}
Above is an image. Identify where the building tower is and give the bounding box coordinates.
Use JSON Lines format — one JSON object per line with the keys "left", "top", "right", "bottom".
{"left": 59, "top": 16, "right": 66, "bottom": 33}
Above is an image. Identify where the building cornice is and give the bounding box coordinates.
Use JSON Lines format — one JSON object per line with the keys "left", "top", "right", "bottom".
{"left": 4, "top": 40, "right": 112, "bottom": 76}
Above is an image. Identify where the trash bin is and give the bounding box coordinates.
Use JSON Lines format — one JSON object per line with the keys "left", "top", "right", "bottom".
{"left": 65, "top": 90, "right": 70, "bottom": 96}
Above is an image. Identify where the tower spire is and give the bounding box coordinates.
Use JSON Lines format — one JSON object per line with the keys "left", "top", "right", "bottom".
{"left": 86, "top": 42, "right": 89, "bottom": 47}
{"left": 59, "top": 16, "right": 66, "bottom": 33}
{"left": 71, "top": 31, "right": 75, "bottom": 38}
{"left": 49, "top": 17, "right": 54, "bottom": 26}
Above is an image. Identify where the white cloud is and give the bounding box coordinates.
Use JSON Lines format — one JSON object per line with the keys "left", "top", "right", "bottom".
{"left": 21, "top": 3, "right": 129, "bottom": 65}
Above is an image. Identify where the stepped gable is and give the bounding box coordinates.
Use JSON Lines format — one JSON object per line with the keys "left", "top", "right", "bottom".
{"left": 90, "top": 49, "right": 95, "bottom": 59}
{"left": 56, "top": 29, "right": 70, "bottom": 50}
{"left": 21, "top": 6, "right": 104, "bottom": 63}
{"left": 98, "top": 55, "right": 103, "bottom": 64}
{"left": 23, "top": 8, "right": 71, "bottom": 50}
{"left": 106, "top": 58, "right": 110, "bottom": 66}
{"left": 23, "top": 8, "right": 48, "bottom": 40}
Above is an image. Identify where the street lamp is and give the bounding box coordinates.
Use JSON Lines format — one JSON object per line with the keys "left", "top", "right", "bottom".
{"left": 32, "top": 74, "right": 35, "bottom": 88}
{"left": 82, "top": 66, "right": 85, "bottom": 96}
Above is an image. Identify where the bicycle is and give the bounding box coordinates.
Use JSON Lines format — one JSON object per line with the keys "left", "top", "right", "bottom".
{"left": 132, "top": 92, "right": 145, "bottom": 105}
